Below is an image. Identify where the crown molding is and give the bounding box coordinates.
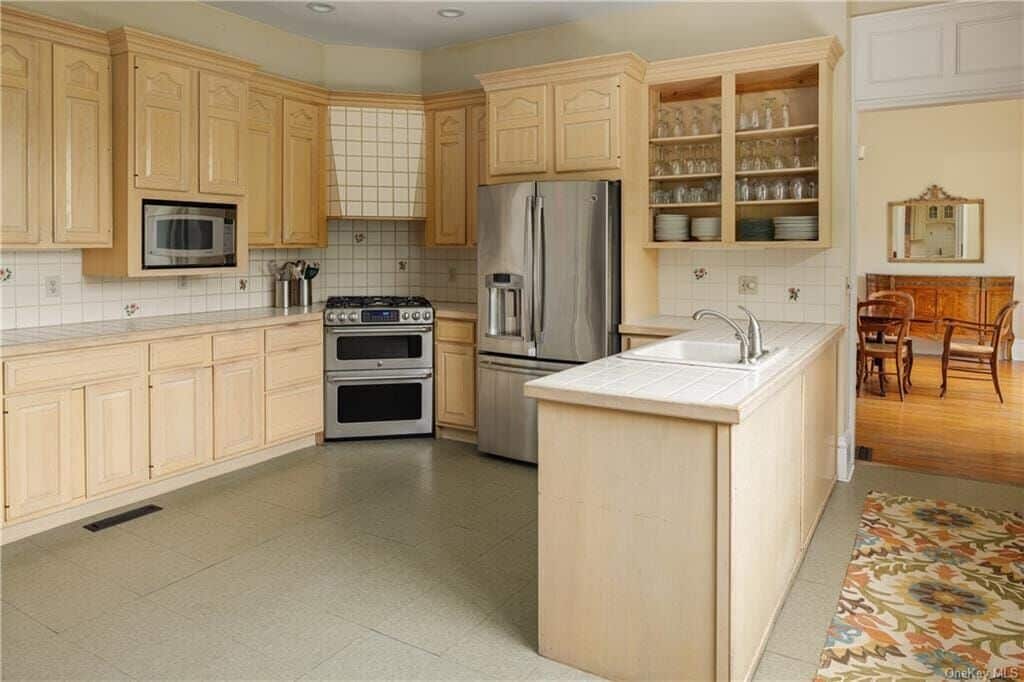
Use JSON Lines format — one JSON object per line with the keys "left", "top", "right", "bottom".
{"left": 646, "top": 36, "right": 843, "bottom": 84}
{"left": 108, "top": 27, "right": 259, "bottom": 77}
{"left": 0, "top": 6, "right": 109, "bottom": 54}
{"left": 328, "top": 90, "right": 425, "bottom": 110}
{"left": 251, "top": 71, "right": 328, "bottom": 104}
{"left": 423, "top": 88, "right": 485, "bottom": 111}
{"left": 476, "top": 51, "right": 647, "bottom": 90}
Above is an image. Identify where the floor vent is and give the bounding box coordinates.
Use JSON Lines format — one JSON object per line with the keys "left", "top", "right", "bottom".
{"left": 83, "top": 505, "right": 162, "bottom": 532}
{"left": 855, "top": 446, "right": 873, "bottom": 461}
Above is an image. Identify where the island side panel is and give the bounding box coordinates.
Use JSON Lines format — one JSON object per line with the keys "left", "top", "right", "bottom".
{"left": 729, "top": 375, "right": 804, "bottom": 682}
{"left": 537, "top": 401, "right": 719, "bottom": 681}
{"left": 801, "top": 341, "right": 838, "bottom": 546}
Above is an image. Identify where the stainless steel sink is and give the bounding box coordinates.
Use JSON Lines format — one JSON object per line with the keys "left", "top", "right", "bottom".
{"left": 621, "top": 338, "right": 788, "bottom": 371}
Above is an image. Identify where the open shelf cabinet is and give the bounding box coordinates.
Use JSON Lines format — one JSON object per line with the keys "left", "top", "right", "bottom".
{"left": 646, "top": 59, "right": 833, "bottom": 250}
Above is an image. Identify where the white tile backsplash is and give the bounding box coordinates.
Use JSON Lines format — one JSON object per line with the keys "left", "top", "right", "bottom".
{"left": 657, "top": 247, "right": 847, "bottom": 324}
{"left": 0, "top": 220, "right": 476, "bottom": 331}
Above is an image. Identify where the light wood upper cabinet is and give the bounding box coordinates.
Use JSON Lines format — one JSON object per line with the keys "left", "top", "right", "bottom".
{"left": 467, "top": 103, "right": 486, "bottom": 247}
{"left": 554, "top": 76, "right": 621, "bottom": 172}
{"left": 213, "top": 356, "right": 264, "bottom": 460}
{"left": 488, "top": 85, "right": 547, "bottom": 176}
{"left": 134, "top": 56, "right": 194, "bottom": 192}
{"left": 246, "top": 89, "right": 282, "bottom": 246}
{"left": 282, "top": 98, "right": 322, "bottom": 245}
{"left": 1, "top": 31, "right": 51, "bottom": 246}
{"left": 149, "top": 366, "right": 213, "bottom": 478}
{"left": 198, "top": 71, "right": 247, "bottom": 195}
{"left": 3, "top": 388, "right": 85, "bottom": 521}
{"left": 85, "top": 376, "right": 148, "bottom": 496}
{"left": 53, "top": 44, "right": 112, "bottom": 245}
{"left": 430, "top": 107, "right": 468, "bottom": 245}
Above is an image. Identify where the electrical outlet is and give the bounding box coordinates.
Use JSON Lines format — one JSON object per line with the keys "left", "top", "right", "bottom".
{"left": 738, "top": 275, "right": 758, "bottom": 295}
{"left": 177, "top": 276, "right": 190, "bottom": 290}
{"left": 43, "top": 275, "right": 61, "bottom": 298}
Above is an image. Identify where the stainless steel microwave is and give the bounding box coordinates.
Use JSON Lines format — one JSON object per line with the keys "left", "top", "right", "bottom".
{"left": 142, "top": 199, "right": 237, "bottom": 269}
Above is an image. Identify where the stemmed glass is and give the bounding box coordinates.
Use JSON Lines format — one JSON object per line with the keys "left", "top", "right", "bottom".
{"left": 791, "top": 137, "right": 804, "bottom": 169}
{"left": 655, "top": 109, "right": 671, "bottom": 139}
{"left": 763, "top": 97, "right": 777, "bottom": 129}
{"left": 689, "top": 106, "right": 703, "bottom": 137}
{"left": 710, "top": 104, "right": 722, "bottom": 134}
{"left": 771, "top": 138, "right": 785, "bottom": 170}
{"left": 671, "top": 110, "right": 686, "bottom": 138}
{"left": 810, "top": 136, "right": 819, "bottom": 168}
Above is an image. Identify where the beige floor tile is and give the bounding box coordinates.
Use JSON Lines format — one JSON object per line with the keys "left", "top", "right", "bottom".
{"left": 118, "top": 505, "right": 269, "bottom": 565}
{"left": 764, "top": 578, "right": 841, "bottom": 664}
{"left": 2, "top": 630, "right": 132, "bottom": 680}
{"left": 443, "top": 606, "right": 542, "bottom": 680}
{"left": 375, "top": 582, "right": 496, "bottom": 655}
{"left": 753, "top": 651, "right": 819, "bottom": 681}
{"left": 302, "top": 630, "right": 491, "bottom": 680}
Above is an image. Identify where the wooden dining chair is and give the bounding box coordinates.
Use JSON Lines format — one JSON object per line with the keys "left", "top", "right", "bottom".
{"left": 868, "top": 289, "right": 916, "bottom": 386}
{"left": 857, "top": 299, "right": 911, "bottom": 400}
{"left": 940, "top": 300, "right": 1020, "bottom": 403}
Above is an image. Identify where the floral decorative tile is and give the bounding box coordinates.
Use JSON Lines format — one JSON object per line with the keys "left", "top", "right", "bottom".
{"left": 815, "top": 492, "right": 1023, "bottom": 681}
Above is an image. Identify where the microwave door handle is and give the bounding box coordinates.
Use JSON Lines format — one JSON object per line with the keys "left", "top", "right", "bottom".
{"left": 534, "top": 195, "right": 545, "bottom": 336}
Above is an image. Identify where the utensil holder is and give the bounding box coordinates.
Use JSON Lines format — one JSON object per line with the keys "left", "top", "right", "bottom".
{"left": 289, "top": 279, "right": 313, "bottom": 307}
{"left": 274, "top": 281, "right": 291, "bottom": 308}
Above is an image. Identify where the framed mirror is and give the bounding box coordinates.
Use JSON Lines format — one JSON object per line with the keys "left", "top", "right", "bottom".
{"left": 888, "top": 185, "right": 983, "bottom": 263}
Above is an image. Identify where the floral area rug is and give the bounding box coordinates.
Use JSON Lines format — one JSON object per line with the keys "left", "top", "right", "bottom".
{"left": 815, "top": 491, "right": 1023, "bottom": 681}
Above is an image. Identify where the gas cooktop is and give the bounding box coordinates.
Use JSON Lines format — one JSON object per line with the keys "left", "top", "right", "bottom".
{"left": 324, "top": 295, "right": 433, "bottom": 325}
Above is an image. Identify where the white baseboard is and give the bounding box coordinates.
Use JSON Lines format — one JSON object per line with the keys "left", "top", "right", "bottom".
{"left": 836, "top": 430, "right": 854, "bottom": 482}
{"left": 0, "top": 435, "right": 317, "bottom": 545}
{"left": 1014, "top": 339, "right": 1024, "bottom": 361}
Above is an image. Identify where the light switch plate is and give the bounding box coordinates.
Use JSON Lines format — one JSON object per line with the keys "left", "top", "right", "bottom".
{"left": 738, "top": 275, "right": 758, "bottom": 295}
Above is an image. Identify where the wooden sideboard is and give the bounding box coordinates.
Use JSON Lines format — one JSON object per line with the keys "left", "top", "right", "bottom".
{"left": 865, "top": 274, "right": 1016, "bottom": 359}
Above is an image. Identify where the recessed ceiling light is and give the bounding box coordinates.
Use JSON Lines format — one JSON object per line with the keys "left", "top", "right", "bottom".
{"left": 437, "top": 8, "right": 465, "bottom": 18}
{"left": 306, "top": 2, "right": 335, "bottom": 13}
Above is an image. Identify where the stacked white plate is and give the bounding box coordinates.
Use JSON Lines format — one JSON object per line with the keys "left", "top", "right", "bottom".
{"left": 655, "top": 214, "right": 689, "bottom": 241}
{"left": 773, "top": 216, "right": 819, "bottom": 241}
{"left": 690, "top": 217, "right": 722, "bottom": 241}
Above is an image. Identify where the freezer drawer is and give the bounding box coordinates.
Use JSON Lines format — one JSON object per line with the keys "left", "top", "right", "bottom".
{"left": 477, "top": 355, "right": 575, "bottom": 463}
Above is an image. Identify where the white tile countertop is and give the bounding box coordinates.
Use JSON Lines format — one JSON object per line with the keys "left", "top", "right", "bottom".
{"left": 525, "top": 320, "right": 844, "bottom": 424}
{"left": 0, "top": 306, "right": 325, "bottom": 359}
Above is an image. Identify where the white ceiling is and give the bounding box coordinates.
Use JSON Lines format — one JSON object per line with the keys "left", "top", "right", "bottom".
{"left": 204, "top": 1, "right": 645, "bottom": 50}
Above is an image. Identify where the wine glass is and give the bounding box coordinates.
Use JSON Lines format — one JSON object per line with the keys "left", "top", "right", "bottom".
{"left": 654, "top": 109, "right": 671, "bottom": 139}
{"left": 689, "top": 106, "right": 703, "bottom": 137}
{"left": 791, "top": 137, "right": 804, "bottom": 169}
{"left": 771, "top": 138, "right": 785, "bottom": 170}
{"left": 763, "top": 97, "right": 777, "bottom": 129}
{"left": 810, "top": 135, "right": 819, "bottom": 168}
{"left": 710, "top": 104, "right": 722, "bottom": 134}
{"left": 671, "top": 109, "right": 686, "bottom": 138}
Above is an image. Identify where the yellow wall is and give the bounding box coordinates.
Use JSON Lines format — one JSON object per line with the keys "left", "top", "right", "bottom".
{"left": 322, "top": 43, "right": 421, "bottom": 93}
{"left": 856, "top": 99, "right": 1024, "bottom": 341}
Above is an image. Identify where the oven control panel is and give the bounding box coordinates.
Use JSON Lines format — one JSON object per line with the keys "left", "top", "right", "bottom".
{"left": 362, "top": 309, "right": 399, "bottom": 323}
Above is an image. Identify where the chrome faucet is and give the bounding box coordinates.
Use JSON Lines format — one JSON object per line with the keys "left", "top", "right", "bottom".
{"left": 692, "top": 308, "right": 751, "bottom": 364}
{"left": 737, "top": 305, "right": 766, "bottom": 360}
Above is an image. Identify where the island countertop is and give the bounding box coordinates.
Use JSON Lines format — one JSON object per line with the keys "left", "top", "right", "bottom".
{"left": 524, "top": 320, "right": 843, "bottom": 424}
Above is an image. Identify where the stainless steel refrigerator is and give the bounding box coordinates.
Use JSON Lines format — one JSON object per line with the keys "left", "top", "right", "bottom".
{"left": 476, "top": 180, "right": 620, "bottom": 463}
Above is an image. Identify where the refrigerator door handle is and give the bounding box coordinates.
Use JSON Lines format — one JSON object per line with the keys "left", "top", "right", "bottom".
{"left": 525, "top": 194, "right": 536, "bottom": 350}
{"left": 534, "top": 195, "right": 545, "bottom": 336}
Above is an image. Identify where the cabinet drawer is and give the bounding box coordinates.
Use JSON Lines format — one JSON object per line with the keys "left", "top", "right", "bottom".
{"left": 213, "top": 329, "right": 264, "bottom": 361}
{"left": 436, "top": 319, "right": 475, "bottom": 344}
{"left": 4, "top": 344, "right": 145, "bottom": 394}
{"left": 266, "top": 380, "right": 323, "bottom": 443}
{"left": 150, "top": 335, "right": 212, "bottom": 371}
{"left": 265, "top": 346, "right": 322, "bottom": 391}
{"left": 265, "top": 322, "right": 321, "bottom": 353}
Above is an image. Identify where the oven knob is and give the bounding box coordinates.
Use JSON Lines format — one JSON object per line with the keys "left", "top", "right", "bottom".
{"left": 401, "top": 312, "right": 410, "bottom": 320}
{"left": 412, "top": 312, "right": 421, "bottom": 320}
{"left": 423, "top": 311, "right": 432, "bottom": 321}
{"left": 326, "top": 311, "right": 337, "bottom": 323}
{"left": 347, "top": 312, "right": 358, "bottom": 322}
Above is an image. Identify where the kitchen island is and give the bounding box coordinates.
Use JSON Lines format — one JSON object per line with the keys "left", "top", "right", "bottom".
{"left": 524, "top": 320, "right": 843, "bottom": 682}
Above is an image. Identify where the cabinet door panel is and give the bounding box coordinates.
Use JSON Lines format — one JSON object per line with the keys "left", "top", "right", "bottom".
{"left": 149, "top": 367, "right": 212, "bottom": 478}
{"left": 4, "top": 388, "right": 84, "bottom": 521}
{"left": 199, "top": 71, "right": 246, "bottom": 195}
{"left": 214, "top": 357, "right": 264, "bottom": 459}
{"left": 430, "top": 107, "right": 467, "bottom": 245}
{"left": 489, "top": 85, "right": 547, "bottom": 176}
{"left": 266, "top": 381, "right": 322, "bottom": 444}
{"left": 53, "top": 44, "right": 112, "bottom": 245}
{"left": 554, "top": 76, "right": 620, "bottom": 172}
{"left": 800, "top": 343, "right": 836, "bottom": 546}
{"left": 85, "top": 376, "right": 148, "bottom": 496}
{"left": 246, "top": 90, "right": 282, "bottom": 246}
{"left": 1, "top": 32, "right": 51, "bottom": 245}
{"left": 282, "top": 99, "right": 320, "bottom": 245}
{"left": 436, "top": 342, "right": 475, "bottom": 429}
{"left": 134, "top": 57, "right": 193, "bottom": 191}
{"left": 467, "top": 103, "right": 486, "bottom": 246}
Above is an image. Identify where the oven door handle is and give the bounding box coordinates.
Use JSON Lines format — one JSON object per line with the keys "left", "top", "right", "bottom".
{"left": 326, "top": 370, "right": 433, "bottom": 383}
{"left": 326, "top": 325, "right": 433, "bottom": 335}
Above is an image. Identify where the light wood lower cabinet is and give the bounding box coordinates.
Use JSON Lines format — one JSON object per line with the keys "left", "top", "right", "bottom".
{"left": 149, "top": 366, "right": 213, "bottom": 478}
{"left": 621, "top": 333, "right": 665, "bottom": 350}
{"left": 213, "top": 357, "right": 264, "bottom": 460}
{"left": 266, "top": 380, "right": 322, "bottom": 444}
{"left": 3, "top": 388, "right": 85, "bottom": 521}
{"left": 84, "top": 376, "right": 148, "bottom": 496}
{"left": 435, "top": 317, "right": 476, "bottom": 432}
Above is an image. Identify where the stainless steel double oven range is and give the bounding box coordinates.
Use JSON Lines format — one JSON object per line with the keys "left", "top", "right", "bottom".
{"left": 323, "top": 296, "right": 435, "bottom": 439}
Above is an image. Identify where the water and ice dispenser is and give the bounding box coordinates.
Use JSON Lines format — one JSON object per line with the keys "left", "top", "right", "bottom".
{"left": 484, "top": 273, "right": 524, "bottom": 338}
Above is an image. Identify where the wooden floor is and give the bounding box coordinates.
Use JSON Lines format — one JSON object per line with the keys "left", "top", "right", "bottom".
{"left": 856, "top": 354, "right": 1024, "bottom": 486}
